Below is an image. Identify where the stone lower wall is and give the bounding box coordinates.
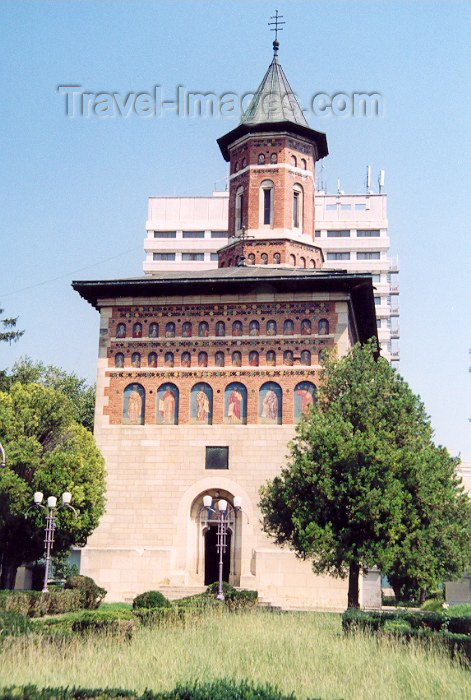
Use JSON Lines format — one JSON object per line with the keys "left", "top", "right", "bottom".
{"left": 81, "top": 422, "right": 352, "bottom": 608}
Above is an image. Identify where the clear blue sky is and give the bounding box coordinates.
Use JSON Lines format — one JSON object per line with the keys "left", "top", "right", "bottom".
{"left": 1, "top": 1, "right": 470, "bottom": 459}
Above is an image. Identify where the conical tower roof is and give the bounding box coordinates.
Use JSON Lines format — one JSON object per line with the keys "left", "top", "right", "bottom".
{"left": 218, "top": 43, "right": 327, "bottom": 162}
{"left": 240, "top": 53, "right": 308, "bottom": 127}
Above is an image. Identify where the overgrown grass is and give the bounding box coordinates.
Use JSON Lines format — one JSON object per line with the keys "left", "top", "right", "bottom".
{"left": 99, "top": 603, "right": 133, "bottom": 611}
{"left": 0, "top": 610, "right": 469, "bottom": 700}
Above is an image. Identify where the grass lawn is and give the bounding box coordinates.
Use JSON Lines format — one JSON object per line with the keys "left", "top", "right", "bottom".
{"left": 0, "top": 610, "right": 469, "bottom": 700}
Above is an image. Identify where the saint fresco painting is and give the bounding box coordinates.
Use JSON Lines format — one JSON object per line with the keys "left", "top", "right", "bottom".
{"left": 224, "top": 382, "right": 247, "bottom": 424}
{"left": 123, "top": 383, "right": 145, "bottom": 425}
{"left": 294, "top": 381, "right": 316, "bottom": 421}
{"left": 190, "top": 382, "right": 213, "bottom": 424}
{"left": 156, "top": 383, "right": 179, "bottom": 424}
{"left": 258, "top": 381, "right": 282, "bottom": 424}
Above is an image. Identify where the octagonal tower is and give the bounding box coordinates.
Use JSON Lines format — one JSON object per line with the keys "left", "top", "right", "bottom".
{"left": 217, "top": 39, "right": 328, "bottom": 269}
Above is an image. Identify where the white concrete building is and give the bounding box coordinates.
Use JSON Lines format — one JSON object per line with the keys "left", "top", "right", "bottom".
{"left": 143, "top": 189, "right": 400, "bottom": 366}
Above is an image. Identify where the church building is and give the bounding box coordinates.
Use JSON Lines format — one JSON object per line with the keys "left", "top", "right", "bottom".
{"left": 74, "top": 37, "right": 378, "bottom": 609}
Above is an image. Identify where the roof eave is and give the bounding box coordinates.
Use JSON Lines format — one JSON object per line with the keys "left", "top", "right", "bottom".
{"left": 217, "top": 121, "right": 328, "bottom": 162}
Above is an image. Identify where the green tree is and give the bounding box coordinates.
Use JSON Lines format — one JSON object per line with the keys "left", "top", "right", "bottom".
{"left": 2, "top": 357, "right": 95, "bottom": 432}
{"left": 0, "top": 382, "right": 105, "bottom": 589}
{"left": 259, "top": 340, "right": 471, "bottom": 609}
{"left": 0, "top": 306, "right": 24, "bottom": 345}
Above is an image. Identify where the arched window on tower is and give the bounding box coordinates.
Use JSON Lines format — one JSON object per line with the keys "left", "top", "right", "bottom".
{"left": 301, "top": 158, "right": 307, "bottom": 170}
{"left": 273, "top": 252, "right": 281, "bottom": 264}
{"left": 235, "top": 186, "right": 244, "bottom": 232}
{"left": 116, "top": 323, "right": 126, "bottom": 338}
{"left": 215, "top": 321, "right": 225, "bottom": 337}
{"left": 261, "top": 253, "right": 268, "bottom": 265}
{"left": 260, "top": 180, "right": 274, "bottom": 227}
{"left": 247, "top": 253, "right": 255, "bottom": 266}
{"left": 291, "top": 155, "right": 297, "bottom": 167}
{"left": 293, "top": 183, "right": 303, "bottom": 230}
{"left": 289, "top": 254, "right": 296, "bottom": 267}
{"left": 258, "top": 153, "right": 265, "bottom": 164}
{"left": 300, "top": 256, "right": 306, "bottom": 269}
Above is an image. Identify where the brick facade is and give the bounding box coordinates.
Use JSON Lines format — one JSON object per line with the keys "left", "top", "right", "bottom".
{"left": 104, "top": 300, "right": 336, "bottom": 425}
{"left": 227, "top": 134, "right": 316, "bottom": 239}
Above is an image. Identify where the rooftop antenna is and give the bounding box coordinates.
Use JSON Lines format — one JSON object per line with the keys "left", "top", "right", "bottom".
{"left": 366, "top": 165, "right": 371, "bottom": 193}
{"left": 337, "top": 179, "right": 344, "bottom": 195}
{"left": 268, "top": 9, "right": 285, "bottom": 56}
{"left": 378, "top": 169, "right": 385, "bottom": 194}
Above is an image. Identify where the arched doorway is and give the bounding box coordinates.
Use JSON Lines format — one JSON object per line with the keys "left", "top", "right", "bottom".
{"left": 190, "top": 490, "right": 241, "bottom": 587}
{"left": 204, "top": 527, "right": 231, "bottom": 586}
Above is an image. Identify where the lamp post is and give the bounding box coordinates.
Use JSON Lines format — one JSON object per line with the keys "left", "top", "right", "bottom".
{"left": 31, "top": 491, "right": 77, "bottom": 594}
{"left": 203, "top": 494, "right": 242, "bottom": 601}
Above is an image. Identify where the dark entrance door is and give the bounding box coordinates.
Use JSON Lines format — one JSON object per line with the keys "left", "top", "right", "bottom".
{"left": 204, "top": 526, "right": 231, "bottom": 586}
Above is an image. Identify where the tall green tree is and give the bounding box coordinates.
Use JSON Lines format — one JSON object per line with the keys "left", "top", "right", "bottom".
{"left": 2, "top": 357, "right": 95, "bottom": 432}
{"left": 0, "top": 306, "right": 24, "bottom": 344}
{"left": 259, "top": 340, "right": 471, "bottom": 608}
{"left": 0, "top": 382, "right": 105, "bottom": 589}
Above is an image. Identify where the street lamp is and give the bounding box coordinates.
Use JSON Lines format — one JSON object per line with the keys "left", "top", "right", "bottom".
{"left": 30, "top": 491, "right": 77, "bottom": 594}
{"left": 203, "top": 494, "right": 242, "bottom": 601}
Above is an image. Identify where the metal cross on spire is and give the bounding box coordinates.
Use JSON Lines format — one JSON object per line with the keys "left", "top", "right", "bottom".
{"left": 268, "top": 10, "right": 285, "bottom": 56}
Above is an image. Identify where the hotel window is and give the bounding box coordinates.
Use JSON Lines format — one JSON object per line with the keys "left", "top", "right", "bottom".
{"left": 260, "top": 180, "right": 274, "bottom": 226}
{"left": 355, "top": 203, "right": 367, "bottom": 211}
{"left": 154, "top": 231, "right": 176, "bottom": 238}
{"left": 374, "top": 296, "right": 381, "bottom": 305}
{"left": 327, "top": 252, "right": 350, "bottom": 261}
{"left": 182, "top": 253, "right": 204, "bottom": 261}
{"left": 327, "top": 230, "right": 350, "bottom": 238}
{"left": 372, "top": 274, "right": 381, "bottom": 283}
{"left": 326, "top": 203, "right": 337, "bottom": 211}
{"left": 357, "top": 229, "right": 380, "bottom": 237}
{"left": 340, "top": 204, "right": 351, "bottom": 211}
{"left": 211, "top": 231, "right": 227, "bottom": 238}
{"left": 357, "top": 252, "right": 380, "bottom": 260}
{"left": 377, "top": 319, "right": 381, "bottom": 328}
{"left": 153, "top": 253, "right": 176, "bottom": 261}
{"left": 210, "top": 253, "right": 218, "bottom": 261}
{"left": 315, "top": 230, "right": 321, "bottom": 238}
{"left": 183, "top": 231, "right": 205, "bottom": 238}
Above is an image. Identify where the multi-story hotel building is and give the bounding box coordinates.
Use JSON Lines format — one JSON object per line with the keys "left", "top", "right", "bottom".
{"left": 143, "top": 191, "right": 399, "bottom": 367}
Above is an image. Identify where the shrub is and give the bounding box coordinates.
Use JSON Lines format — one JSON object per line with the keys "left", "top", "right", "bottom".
{"left": 205, "top": 581, "right": 237, "bottom": 600}
{"left": 65, "top": 575, "right": 106, "bottom": 610}
{"left": 0, "top": 610, "right": 31, "bottom": 638}
{"left": 71, "top": 614, "right": 136, "bottom": 641}
{"left": 226, "top": 589, "right": 259, "bottom": 610}
{"left": 132, "top": 590, "right": 171, "bottom": 610}
{"left": 383, "top": 618, "right": 413, "bottom": 635}
{"left": 420, "top": 599, "right": 444, "bottom": 612}
{"left": 448, "top": 615, "right": 471, "bottom": 635}
{"left": 0, "top": 680, "right": 300, "bottom": 699}
{"left": 342, "top": 609, "right": 449, "bottom": 635}
{"left": 133, "top": 607, "right": 202, "bottom": 627}
{"left": 0, "top": 590, "right": 82, "bottom": 617}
